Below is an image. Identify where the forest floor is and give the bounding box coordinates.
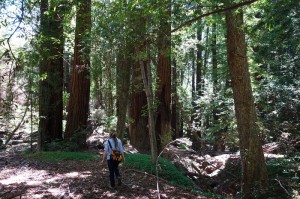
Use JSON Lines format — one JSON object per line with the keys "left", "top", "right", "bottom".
{"left": 0, "top": 126, "right": 299, "bottom": 199}
{"left": 0, "top": 150, "right": 210, "bottom": 199}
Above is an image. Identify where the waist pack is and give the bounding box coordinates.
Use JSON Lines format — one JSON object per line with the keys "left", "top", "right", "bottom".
{"left": 108, "top": 140, "right": 122, "bottom": 162}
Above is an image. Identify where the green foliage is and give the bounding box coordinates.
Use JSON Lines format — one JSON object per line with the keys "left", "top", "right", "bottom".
{"left": 266, "top": 156, "right": 300, "bottom": 198}
{"left": 43, "top": 127, "right": 90, "bottom": 151}
{"left": 43, "top": 139, "right": 78, "bottom": 151}
{"left": 24, "top": 151, "right": 98, "bottom": 162}
{"left": 63, "top": 91, "right": 70, "bottom": 109}
{"left": 123, "top": 153, "right": 194, "bottom": 188}
{"left": 248, "top": 0, "right": 300, "bottom": 142}
{"left": 102, "top": 115, "right": 117, "bottom": 131}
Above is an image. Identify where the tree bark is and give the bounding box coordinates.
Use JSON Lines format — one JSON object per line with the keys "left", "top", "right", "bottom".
{"left": 65, "top": 0, "right": 91, "bottom": 148}
{"left": 38, "top": 0, "right": 64, "bottom": 150}
{"left": 156, "top": 0, "right": 172, "bottom": 151}
{"left": 225, "top": 9, "right": 268, "bottom": 198}
{"left": 140, "top": 58, "right": 158, "bottom": 164}
{"left": 116, "top": 49, "right": 131, "bottom": 139}
{"left": 129, "top": 61, "right": 150, "bottom": 153}
{"left": 171, "top": 58, "right": 180, "bottom": 139}
{"left": 192, "top": 22, "right": 204, "bottom": 151}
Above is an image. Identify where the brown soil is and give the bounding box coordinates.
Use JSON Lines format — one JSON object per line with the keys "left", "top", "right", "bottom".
{"left": 0, "top": 150, "right": 211, "bottom": 199}
{"left": 1, "top": 127, "right": 299, "bottom": 199}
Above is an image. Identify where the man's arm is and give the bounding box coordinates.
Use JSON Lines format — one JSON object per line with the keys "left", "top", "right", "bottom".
{"left": 102, "top": 151, "right": 107, "bottom": 163}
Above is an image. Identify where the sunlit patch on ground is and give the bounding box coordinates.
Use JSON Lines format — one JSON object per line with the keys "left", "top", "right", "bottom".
{"left": 0, "top": 167, "right": 49, "bottom": 186}
{"left": 0, "top": 166, "right": 92, "bottom": 198}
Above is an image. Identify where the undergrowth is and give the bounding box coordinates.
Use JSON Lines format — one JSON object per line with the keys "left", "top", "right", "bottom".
{"left": 123, "top": 153, "right": 194, "bottom": 188}
{"left": 123, "top": 153, "right": 227, "bottom": 198}
{"left": 266, "top": 155, "right": 300, "bottom": 199}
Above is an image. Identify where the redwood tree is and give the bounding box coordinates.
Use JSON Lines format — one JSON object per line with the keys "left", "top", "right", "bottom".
{"left": 225, "top": 8, "right": 268, "bottom": 198}
{"left": 129, "top": 61, "right": 151, "bottom": 153}
{"left": 38, "top": 0, "right": 64, "bottom": 150}
{"left": 156, "top": 0, "right": 172, "bottom": 151}
{"left": 116, "top": 48, "right": 131, "bottom": 138}
{"left": 128, "top": 9, "right": 151, "bottom": 153}
{"left": 65, "top": 0, "right": 91, "bottom": 147}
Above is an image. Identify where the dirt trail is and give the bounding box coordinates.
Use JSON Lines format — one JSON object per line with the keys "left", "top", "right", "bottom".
{"left": 0, "top": 149, "right": 210, "bottom": 199}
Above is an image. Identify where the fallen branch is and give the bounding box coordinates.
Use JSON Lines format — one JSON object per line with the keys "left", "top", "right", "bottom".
{"left": 155, "top": 139, "right": 178, "bottom": 199}
{"left": 274, "top": 179, "right": 291, "bottom": 197}
{"left": 123, "top": 168, "right": 169, "bottom": 184}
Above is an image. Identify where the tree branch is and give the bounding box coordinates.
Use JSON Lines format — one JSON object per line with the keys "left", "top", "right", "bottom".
{"left": 1, "top": 0, "right": 25, "bottom": 62}
{"left": 171, "top": 0, "right": 258, "bottom": 33}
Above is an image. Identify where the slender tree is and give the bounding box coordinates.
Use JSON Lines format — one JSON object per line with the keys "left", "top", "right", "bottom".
{"left": 191, "top": 20, "right": 204, "bottom": 151}
{"left": 171, "top": 58, "right": 180, "bottom": 139}
{"left": 140, "top": 57, "right": 158, "bottom": 163}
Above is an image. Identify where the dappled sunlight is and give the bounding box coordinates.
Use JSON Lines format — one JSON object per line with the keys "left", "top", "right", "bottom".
{"left": 0, "top": 166, "right": 93, "bottom": 198}
{"left": 0, "top": 167, "right": 48, "bottom": 186}
{"left": 46, "top": 171, "right": 92, "bottom": 183}
{"left": 0, "top": 167, "right": 92, "bottom": 185}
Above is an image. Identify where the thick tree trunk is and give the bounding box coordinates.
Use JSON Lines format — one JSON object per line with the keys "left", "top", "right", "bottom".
{"left": 156, "top": 0, "right": 171, "bottom": 151}
{"left": 225, "top": 9, "right": 268, "bottom": 198}
{"left": 116, "top": 50, "right": 131, "bottom": 139}
{"left": 38, "top": 0, "right": 64, "bottom": 150}
{"left": 127, "top": 8, "right": 151, "bottom": 153}
{"left": 65, "top": 0, "right": 91, "bottom": 148}
{"left": 49, "top": 2, "right": 64, "bottom": 141}
{"left": 129, "top": 62, "right": 150, "bottom": 153}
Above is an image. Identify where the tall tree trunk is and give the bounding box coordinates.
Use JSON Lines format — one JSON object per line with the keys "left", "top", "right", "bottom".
{"left": 156, "top": 0, "right": 171, "bottom": 151}
{"left": 225, "top": 9, "right": 268, "bottom": 198}
{"left": 191, "top": 22, "right": 204, "bottom": 151}
{"left": 191, "top": 50, "right": 196, "bottom": 138}
{"left": 38, "top": 0, "right": 49, "bottom": 151}
{"left": 49, "top": 1, "right": 64, "bottom": 141}
{"left": 211, "top": 23, "right": 218, "bottom": 119}
{"left": 203, "top": 26, "right": 210, "bottom": 128}
{"left": 116, "top": 49, "right": 131, "bottom": 139}
{"left": 63, "top": 54, "right": 71, "bottom": 93}
{"left": 38, "top": 0, "right": 64, "bottom": 150}
{"left": 140, "top": 58, "right": 158, "bottom": 164}
{"left": 129, "top": 61, "right": 150, "bottom": 153}
{"left": 196, "top": 24, "right": 203, "bottom": 98}
{"left": 171, "top": 58, "right": 180, "bottom": 139}
{"left": 211, "top": 22, "right": 226, "bottom": 153}
{"left": 128, "top": 9, "right": 151, "bottom": 153}
{"left": 65, "top": 0, "right": 91, "bottom": 148}
{"left": 104, "top": 52, "right": 115, "bottom": 117}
